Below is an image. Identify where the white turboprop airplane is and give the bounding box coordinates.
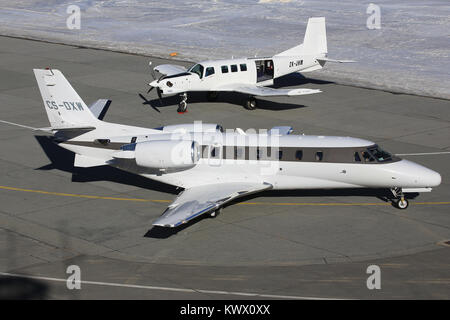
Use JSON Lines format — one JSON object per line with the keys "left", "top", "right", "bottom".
{"left": 147, "top": 17, "right": 353, "bottom": 113}
{"left": 1, "top": 69, "right": 441, "bottom": 228}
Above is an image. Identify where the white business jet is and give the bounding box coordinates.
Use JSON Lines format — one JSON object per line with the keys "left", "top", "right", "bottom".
{"left": 1, "top": 69, "right": 441, "bottom": 228}
{"left": 147, "top": 17, "right": 353, "bottom": 113}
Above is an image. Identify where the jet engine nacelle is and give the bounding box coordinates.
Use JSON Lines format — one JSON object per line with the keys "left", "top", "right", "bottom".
{"left": 135, "top": 140, "right": 200, "bottom": 170}
{"left": 159, "top": 123, "right": 223, "bottom": 133}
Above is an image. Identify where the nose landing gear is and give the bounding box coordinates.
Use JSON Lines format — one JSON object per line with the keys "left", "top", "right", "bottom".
{"left": 391, "top": 187, "right": 409, "bottom": 209}
{"left": 177, "top": 92, "right": 188, "bottom": 113}
{"left": 210, "top": 207, "right": 222, "bottom": 218}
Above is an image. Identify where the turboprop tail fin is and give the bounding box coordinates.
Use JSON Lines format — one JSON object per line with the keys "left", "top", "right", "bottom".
{"left": 276, "top": 17, "right": 327, "bottom": 57}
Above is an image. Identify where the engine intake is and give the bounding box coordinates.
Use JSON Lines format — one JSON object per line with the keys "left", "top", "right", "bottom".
{"left": 135, "top": 140, "right": 200, "bottom": 170}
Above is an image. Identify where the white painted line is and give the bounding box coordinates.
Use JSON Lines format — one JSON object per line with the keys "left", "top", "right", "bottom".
{"left": 0, "top": 272, "right": 340, "bottom": 300}
{"left": 396, "top": 152, "right": 450, "bottom": 156}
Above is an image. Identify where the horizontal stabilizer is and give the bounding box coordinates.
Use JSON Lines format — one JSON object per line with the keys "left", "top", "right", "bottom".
{"left": 89, "top": 99, "right": 111, "bottom": 120}
{"left": 317, "top": 58, "right": 356, "bottom": 63}
{"left": 74, "top": 154, "right": 108, "bottom": 168}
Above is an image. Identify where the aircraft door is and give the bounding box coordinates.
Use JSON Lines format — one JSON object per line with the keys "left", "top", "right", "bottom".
{"left": 255, "top": 60, "right": 274, "bottom": 82}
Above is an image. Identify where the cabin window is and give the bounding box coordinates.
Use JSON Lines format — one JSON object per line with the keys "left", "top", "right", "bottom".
{"left": 240, "top": 64, "right": 247, "bottom": 71}
{"left": 362, "top": 151, "right": 375, "bottom": 162}
{"left": 295, "top": 150, "right": 303, "bottom": 160}
{"left": 315, "top": 151, "right": 323, "bottom": 161}
{"left": 231, "top": 64, "right": 238, "bottom": 72}
{"left": 221, "top": 65, "right": 229, "bottom": 73}
{"left": 354, "top": 152, "right": 361, "bottom": 162}
{"left": 300, "top": 60, "right": 303, "bottom": 65}
{"left": 205, "top": 67, "right": 215, "bottom": 77}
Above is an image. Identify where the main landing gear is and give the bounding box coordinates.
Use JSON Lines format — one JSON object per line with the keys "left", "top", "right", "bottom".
{"left": 391, "top": 187, "right": 409, "bottom": 209}
{"left": 210, "top": 207, "right": 222, "bottom": 218}
{"left": 244, "top": 96, "right": 257, "bottom": 110}
{"left": 177, "top": 92, "right": 188, "bottom": 113}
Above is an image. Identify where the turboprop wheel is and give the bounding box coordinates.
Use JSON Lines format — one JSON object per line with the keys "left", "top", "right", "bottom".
{"left": 245, "top": 98, "right": 257, "bottom": 110}
{"left": 207, "top": 91, "right": 219, "bottom": 101}
{"left": 395, "top": 198, "right": 409, "bottom": 209}
{"left": 210, "top": 207, "right": 222, "bottom": 218}
{"left": 177, "top": 101, "right": 187, "bottom": 113}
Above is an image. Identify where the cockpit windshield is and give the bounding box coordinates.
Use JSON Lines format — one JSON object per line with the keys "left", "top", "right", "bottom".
{"left": 368, "top": 145, "right": 392, "bottom": 162}
{"left": 188, "top": 64, "right": 204, "bottom": 79}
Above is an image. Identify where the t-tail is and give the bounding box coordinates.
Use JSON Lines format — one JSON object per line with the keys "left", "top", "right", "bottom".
{"left": 33, "top": 68, "right": 100, "bottom": 130}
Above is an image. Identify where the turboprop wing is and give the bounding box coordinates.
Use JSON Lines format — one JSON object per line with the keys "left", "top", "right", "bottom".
{"left": 154, "top": 64, "right": 188, "bottom": 76}
{"left": 153, "top": 182, "right": 272, "bottom": 227}
{"left": 217, "top": 84, "right": 321, "bottom": 97}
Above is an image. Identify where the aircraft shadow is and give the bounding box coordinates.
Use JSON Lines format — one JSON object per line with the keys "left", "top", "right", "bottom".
{"left": 143, "top": 91, "right": 307, "bottom": 111}
{"left": 229, "top": 188, "right": 419, "bottom": 207}
{"left": 0, "top": 276, "right": 48, "bottom": 299}
{"left": 34, "top": 136, "right": 178, "bottom": 195}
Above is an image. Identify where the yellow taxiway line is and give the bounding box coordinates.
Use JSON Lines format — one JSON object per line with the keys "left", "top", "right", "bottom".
{"left": 1, "top": 185, "right": 450, "bottom": 207}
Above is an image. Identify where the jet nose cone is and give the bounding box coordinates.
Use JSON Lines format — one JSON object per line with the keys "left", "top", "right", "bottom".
{"left": 424, "top": 169, "right": 442, "bottom": 187}
{"left": 400, "top": 160, "right": 442, "bottom": 187}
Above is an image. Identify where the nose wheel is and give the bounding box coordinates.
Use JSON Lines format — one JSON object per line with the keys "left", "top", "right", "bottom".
{"left": 177, "top": 92, "right": 188, "bottom": 113}
{"left": 391, "top": 187, "right": 409, "bottom": 209}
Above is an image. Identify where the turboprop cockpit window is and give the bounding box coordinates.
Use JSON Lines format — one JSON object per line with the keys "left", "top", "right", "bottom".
{"left": 189, "top": 64, "right": 204, "bottom": 79}
{"left": 368, "top": 146, "right": 392, "bottom": 162}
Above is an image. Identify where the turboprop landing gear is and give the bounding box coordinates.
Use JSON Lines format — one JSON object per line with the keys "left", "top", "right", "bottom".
{"left": 244, "top": 96, "right": 257, "bottom": 110}
{"left": 391, "top": 187, "right": 409, "bottom": 209}
{"left": 210, "top": 207, "right": 222, "bottom": 218}
{"left": 178, "top": 92, "right": 188, "bottom": 113}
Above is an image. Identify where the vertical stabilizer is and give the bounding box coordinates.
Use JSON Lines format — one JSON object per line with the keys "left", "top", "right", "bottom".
{"left": 33, "top": 69, "right": 98, "bottom": 128}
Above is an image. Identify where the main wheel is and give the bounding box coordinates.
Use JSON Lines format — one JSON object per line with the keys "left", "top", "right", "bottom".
{"left": 245, "top": 98, "right": 257, "bottom": 110}
{"left": 210, "top": 207, "right": 222, "bottom": 218}
{"left": 395, "top": 198, "right": 409, "bottom": 209}
{"left": 207, "top": 91, "right": 219, "bottom": 101}
{"left": 177, "top": 101, "right": 187, "bottom": 113}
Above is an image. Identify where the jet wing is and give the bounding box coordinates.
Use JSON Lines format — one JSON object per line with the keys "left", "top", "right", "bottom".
{"left": 154, "top": 64, "right": 188, "bottom": 76}
{"left": 153, "top": 182, "right": 272, "bottom": 227}
{"left": 217, "top": 84, "right": 321, "bottom": 97}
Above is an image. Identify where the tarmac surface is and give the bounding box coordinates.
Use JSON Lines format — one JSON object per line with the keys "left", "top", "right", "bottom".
{"left": 0, "top": 36, "right": 449, "bottom": 299}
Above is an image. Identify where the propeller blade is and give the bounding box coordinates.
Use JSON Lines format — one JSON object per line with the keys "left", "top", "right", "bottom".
{"left": 147, "top": 86, "right": 154, "bottom": 94}
{"left": 156, "top": 87, "right": 162, "bottom": 100}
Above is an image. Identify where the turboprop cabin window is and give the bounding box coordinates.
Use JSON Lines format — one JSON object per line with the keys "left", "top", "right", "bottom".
{"left": 240, "top": 64, "right": 247, "bottom": 71}
{"left": 221, "top": 66, "right": 229, "bottom": 73}
{"left": 189, "top": 64, "right": 204, "bottom": 79}
{"left": 231, "top": 65, "right": 238, "bottom": 72}
{"left": 205, "top": 67, "right": 215, "bottom": 77}
{"left": 315, "top": 151, "right": 323, "bottom": 161}
{"left": 295, "top": 150, "right": 303, "bottom": 160}
{"left": 354, "top": 152, "right": 361, "bottom": 162}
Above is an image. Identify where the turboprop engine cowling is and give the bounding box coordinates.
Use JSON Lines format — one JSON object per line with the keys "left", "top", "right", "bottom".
{"left": 135, "top": 140, "right": 200, "bottom": 170}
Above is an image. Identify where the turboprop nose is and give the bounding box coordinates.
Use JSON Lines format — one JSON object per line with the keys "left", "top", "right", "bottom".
{"left": 397, "top": 160, "right": 442, "bottom": 187}
{"left": 149, "top": 80, "right": 158, "bottom": 87}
